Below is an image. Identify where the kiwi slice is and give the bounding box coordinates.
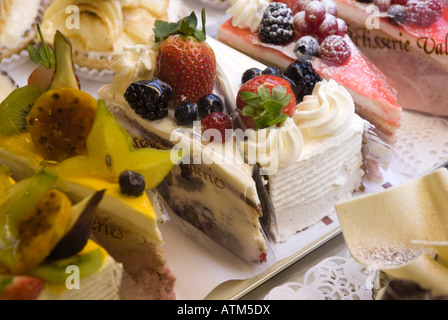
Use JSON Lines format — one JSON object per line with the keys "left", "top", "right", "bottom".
{"left": 30, "top": 244, "right": 104, "bottom": 283}
{"left": 0, "top": 85, "right": 46, "bottom": 135}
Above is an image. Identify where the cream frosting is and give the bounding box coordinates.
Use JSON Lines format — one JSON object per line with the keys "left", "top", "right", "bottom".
{"left": 226, "top": 0, "right": 272, "bottom": 32}
{"left": 98, "top": 42, "right": 157, "bottom": 104}
{"left": 294, "top": 79, "right": 355, "bottom": 138}
{"left": 240, "top": 118, "right": 303, "bottom": 175}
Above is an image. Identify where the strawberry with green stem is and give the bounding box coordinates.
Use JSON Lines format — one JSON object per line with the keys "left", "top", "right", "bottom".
{"left": 154, "top": 9, "right": 216, "bottom": 108}
{"left": 236, "top": 75, "right": 296, "bottom": 129}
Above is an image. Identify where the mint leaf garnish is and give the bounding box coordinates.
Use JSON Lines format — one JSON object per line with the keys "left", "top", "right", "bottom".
{"left": 154, "top": 9, "right": 207, "bottom": 43}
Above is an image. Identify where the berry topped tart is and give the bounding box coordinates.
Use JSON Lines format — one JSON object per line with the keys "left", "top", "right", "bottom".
{"left": 0, "top": 168, "right": 123, "bottom": 300}
{"left": 0, "top": 30, "right": 180, "bottom": 299}
{"left": 0, "top": 0, "right": 50, "bottom": 62}
{"left": 217, "top": 0, "right": 403, "bottom": 138}
{"left": 334, "top": 0, "right": 448, "bottom": 116}
{"left": 99, "top": 9, "right": 367, "bottom": 262}
{"left": 39, "top": 0, "right": 182, "bottom": 71}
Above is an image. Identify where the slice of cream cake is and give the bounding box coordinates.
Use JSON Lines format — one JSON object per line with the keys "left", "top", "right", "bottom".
{"left": 0, "top": 31, "right": 179, "bottom": 299}
{"left": 98, "top": 14, "right": 366, "bottom": 263}
{"left": 335, "top": 0, "right": 448, "bottom": 116}
{"left": 0, "top": 168, "right": 123, "bottom": 300}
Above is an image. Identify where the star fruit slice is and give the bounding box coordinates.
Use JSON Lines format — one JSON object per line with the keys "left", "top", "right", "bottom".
{"left": 52, "top": 99, "right": 185, "bottom": 189}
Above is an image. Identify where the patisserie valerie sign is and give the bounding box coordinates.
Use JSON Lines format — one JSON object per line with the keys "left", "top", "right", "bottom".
{"left": 348, "top": 4, "right": 448, "bottom": 56}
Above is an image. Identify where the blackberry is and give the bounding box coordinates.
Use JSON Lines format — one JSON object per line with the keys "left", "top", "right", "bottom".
{"left": 281, "top": 59, "right": 322, "bottom": 102}
{"left": 259, "top": 2, "right": 294, "bottom": 44}
{"left": 124, "top": 79, "right": 172, "bottom": 121}
{"left": 119, "top": 170, "right": 146, "bottom": 197}
{"left": 197, "top": 94, "right": 224, "bottom": 119}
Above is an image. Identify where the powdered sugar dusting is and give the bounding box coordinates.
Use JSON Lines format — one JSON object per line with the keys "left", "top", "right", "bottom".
{"left": 354, "top": 244, "right": 436, "bottom": 268}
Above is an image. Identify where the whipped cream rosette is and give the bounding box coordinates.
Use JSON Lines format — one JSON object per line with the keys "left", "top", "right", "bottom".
{"left": 226, "top": 0, "right": 271, "bottom": 32}
{"left": 335, "top": 168, "right": 448, "bottom": 296}
{"left": 293, "top": 79, "right": 354, "bottom": 138}
{"left": 240, "top": 118, "right": 303, "bottom": 175}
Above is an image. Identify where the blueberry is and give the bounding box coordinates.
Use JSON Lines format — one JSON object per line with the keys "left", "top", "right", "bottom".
{"left": 119, "top": 170, "right": 146, "bottom": 197}
{"left": 387, "top": 4, "right": 407, "bottom": 25}
{"left": 197, "top": 94, "right": 224, "bottom": 119}
{"left": 175, "top": 102, "right": 198, "bottom": 126}
{"left": 262, "top": 66, "right": 281, "bottom": 76}
{"left": 241, "top": 68, "right": 262, "bottom": 84}
{"left": 294, "top": 36, "right": 320, "bottom": 59}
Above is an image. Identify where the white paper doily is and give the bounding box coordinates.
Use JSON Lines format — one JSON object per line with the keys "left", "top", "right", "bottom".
{"left": 390, "top": 110, "right": 448, "bottom": 179}
{"left": 264, "top": 255, "right": 373, "bottom": 300}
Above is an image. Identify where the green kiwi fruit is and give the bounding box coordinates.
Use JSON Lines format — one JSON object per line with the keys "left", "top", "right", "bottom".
{"left": 0, "top": 85, "right": 45, "bottom": 135}
{"left": 30, "top": 246, "right": 104, "bottom": 283}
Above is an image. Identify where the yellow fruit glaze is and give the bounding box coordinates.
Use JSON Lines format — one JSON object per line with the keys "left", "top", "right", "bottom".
{"left": 56, "top": 175, "right": 162, "bottom": 244}
{"left": 0, "top": 132, "right": 43, "bottom": 167}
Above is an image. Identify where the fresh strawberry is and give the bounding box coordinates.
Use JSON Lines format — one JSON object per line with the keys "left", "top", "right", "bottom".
{"left": 0, "top": 276, "right": 44, "bottom": 300}
{"left": 154, "top": 9, "right": 216, "bottom": 108}
{"left": 27, "top": 25, "right": 81, "bottom": 90}
{"left": 236, "top": 74, "right": 296, "bottom": 129}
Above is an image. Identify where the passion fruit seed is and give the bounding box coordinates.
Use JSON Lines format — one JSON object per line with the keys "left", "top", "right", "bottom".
{"left": 119, "top": 170, "right": 146, "bottom": 197}
{"left": 27, "top": 87, "right": 97, "bottom": 162}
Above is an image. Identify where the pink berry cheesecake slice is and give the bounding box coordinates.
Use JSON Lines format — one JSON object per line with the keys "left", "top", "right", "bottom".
{"left": 217, "top": 0, "right": 403, "bottom": 137}
{"left": 335, "top": 0, "right": 448, "bottom": 116}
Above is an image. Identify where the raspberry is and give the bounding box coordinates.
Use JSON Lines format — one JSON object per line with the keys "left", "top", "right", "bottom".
{"left": 405, "top": 0, "right": 443, "bottom": 27}
{"left": 201, "top": 112, "right": 233, "bottom": 143}
{"left": 319, "top": 35, "right": 351, "bottom": 65}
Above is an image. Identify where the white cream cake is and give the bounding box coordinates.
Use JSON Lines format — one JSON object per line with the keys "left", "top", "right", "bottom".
{"left": 98, "top": 35, "right": 366, "bottom": 260}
